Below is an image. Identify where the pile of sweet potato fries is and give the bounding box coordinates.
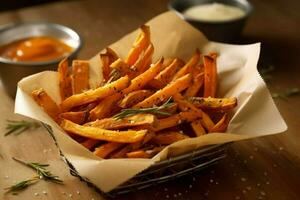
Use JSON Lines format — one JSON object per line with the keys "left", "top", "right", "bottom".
{"left": 32, "top": 25, "right": 237, "bottom": 159}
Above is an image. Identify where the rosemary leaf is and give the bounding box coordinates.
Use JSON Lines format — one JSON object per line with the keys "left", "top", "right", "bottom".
{"left": 5, "top": 178, "right": 38, "bottom": 194}
{"left": 13, "top": 157, "right": 63, "bottom": 184}
{"left": 272, "top": 87, "right": 300, "bottom": 100}
{"left": 113, "top": 97, "right": 174, "bottom": 120}
{"left": 4, "top": 120, "right": 41, "bottom": 136}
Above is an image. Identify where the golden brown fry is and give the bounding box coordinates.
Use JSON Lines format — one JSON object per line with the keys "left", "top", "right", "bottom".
{"left": 123, "top": 58, "right": 163, "bottom": 94}
{"left": 86, "top": 114, "right": 157, "bottom": 130}
{"left": 94, "top": 142, "right": 124, "bottom": 158}
{"left": 58, "top": 58, "right": 72, "bottom": 100}
{"left": 109, "top": 58, "right": 130, "bottom": 77}
{"left": 172, "top": 49, "right": 200, "bottom": 80}
{"left": 110, "top": 131, "right": 156, "bottom": 158}
{"left": 32, "top": 88, "right": 61, "bottom": 123}
{"left": 126, "top": 25, "right": 150, "bottom": 66}
{"left": 152, "top": 131, "right": 188, "bottom": 145}
{"left": 155, "top": 111, "right": 200, "bottom": 131}
{"left": 89, "top": 58, "right": 162, "bottom": 119}
{"left": 61, "top": 119, "right": 147, "bottom": 143}
{"left": 100, "top": 47, "right": 119, "bottom": 82}
{"left": 61, "top": 75, "right": 129, "bottom": 111}
{"left": 133, "top": 74, "right": 192, "bottom": 108}
{"left": 191, "top": 120, "right": 206, "bottom": 136}
{"left": 189, "top": 97, "right": 237, "bottom": 111}
{"left": 173, "top": 93, "right": 215, "bottom": 131}
{"left": 60, "top": 111, "right": 88, "bottom": 124}
{"left": 185, "top": 72, "right": 204, "bottom": 97}
{"left": 119, "top": 90, "right": 154, "bottom": 108}
{"left": 211, "top": 114, "right": 229, "bottom": 132}
{"left": 89, "top": 93, "right": 122, "bottom": 120}
{"left": 148, "top": 58, "right": 183, "bottom": 89}
{"left": 72, "top": 60, "right": 90, "bottom": 94}
{"left": 133, "top": 43, "right": 154, "bottom": 75}
{"left": 203, "top": 55, "right": 217, "bottom": 98}
{"left": 126, "top": 150, "right": 151, "bottom": 158}
{"left": 81, "top": 139, "right": 100, "bottom": 150}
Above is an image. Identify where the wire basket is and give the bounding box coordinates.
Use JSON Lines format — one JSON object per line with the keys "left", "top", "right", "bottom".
{"left": 42, "top": 124, "right": 228, "bottom": 197}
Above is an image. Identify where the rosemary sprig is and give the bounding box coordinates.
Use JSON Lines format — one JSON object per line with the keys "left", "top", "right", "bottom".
{"left": 5, "top": 177, "right": 39, "bottom": 194}
{"left": 13, "top": 157, "right": 63, "bottom": 184}
{"left": 113, "top": 97, "right": 174, "bottom": 120}
{"left": 272, "top": 87, "right": 300, "bottom": 100}
{"left": 259, "top": 65, "right": 275, "bottom": 82}
{"left": 4, "top": 120, "right": 41, "bottom": 136}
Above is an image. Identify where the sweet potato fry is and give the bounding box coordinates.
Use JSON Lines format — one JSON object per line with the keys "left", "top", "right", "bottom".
{"left": 90, "top": 58, "right": 163, "bottom": 119}
{"left": 60, "top": 111, "right": 88, "bottom": 124}
{"left": 173, "top": 93, "right": 215, "bottom": 131}
{"left": 110, "top": 131, "right": 155, "bottom": 158}
{"left": 133, "top": 74, "right": 192, "bottom": 108}
{"left": 152, "top": 131, "right": 188, "bottom": 145}
{"left": 148, "top": 58, "right": 183, "bottom": 89}
{"left": 32, "top": 88, "right": 61, "bottom": 123}
{"left": 126, "top": 25, "right": 150, "bottom": 66}
{"left": 185, "top": 72, "right": 204, "bottom": 97}
{"left": 93, "top": 142, "right": 124, "bottom": 158}
{"left": 100, "top": 47, "right": 119, "bottom": 82}
{"left": 172, "top": 49, "right": 200, "bottom": 80}
{"left": 191, "top": 120, "right": 206, "bottom": 136}
{"left": 188, "top": 97, "right": 237, "bottom": 111}
{"left": 61, "top": 119, "right": 147, "bottom": 143}
{"left": 57, "top": 58, "right": 72, "bottom": 100}
{"left": 126, "top": 150, "right": 151, "bottom": 158}
{"left": 109, "top": 58, "right": 130, "bottom": 77}
{"left": 81, "top": 139, "right": 100, "bottom": 150}
{"left": 72, "top": 60, "right": 90, "bottom": 94}
{"left": 61, "top": 75, "right": 129, "bottom": 111}
{"left": 203, "top": 55, "right": 217, "bottom": 97}
{"left": 123, "top": 58, "right": 163, "bottom": 94}
{"left": 133, "top": 43, "right": 154, "bottom": 75}
{"left": 119, "top": 90, "right": 154, "bottom": 108}
{"left": 211, "top": 114, "right": 229, "bottom": 132}
{"left": 155, "top": 111, "right": 200, "bottom": 131}
{"left": 86, "top": 114, "right": 157, "bottom": 130}
{"left": 89, "top": 93, "right": 122, "bottom": 120}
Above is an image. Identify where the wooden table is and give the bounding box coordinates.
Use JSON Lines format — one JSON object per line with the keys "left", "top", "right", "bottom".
{"left": 0, "top": 0, "right": 299, "bottom": 199}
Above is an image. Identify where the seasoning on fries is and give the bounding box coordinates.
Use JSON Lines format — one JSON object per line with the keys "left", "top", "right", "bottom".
{"left": 31, "top": 25, "right": 238, "bottom": 159}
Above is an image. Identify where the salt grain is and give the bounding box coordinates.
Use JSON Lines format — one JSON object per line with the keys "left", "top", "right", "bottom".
{"left": 249, "top": 155, "right": 254, "bottom": 160}
{"left": 254, "top": 147, "right": 258, "bottom": 151}
{"left": 42, "top": 190, "right": 47, "bottom": 195}
{"left": 189, "top": 184, "right": 193, "bottom": 188}
{"left": 264, "top": 172, "right": 268, "bottom": 176}
{"left": 34, "top": 192, "right": 39, "bottom": 196}
{"left": 241, "top": 177, "right": 246, "bottom": 182}
{"left": 235, "top": 196, "right": 240, "bottom": 199}
{"left": 266, "top": 181, "right": 270, "bottom": 185}
{"left": 273, "top": 164, "right": 277, "bottom": 168}
{"left": 164, "top": 188, "right": 168, "bottom": 191}
{"left": 279, "top": 147, "right": 284, "bottom": 151}
{"left": 166, "top": 194, "right": 170, "bottom": 198}
{"left": 242, "top": 190, "right": 247, "bottom": 194}
{"left": 260, "top": 191, "right": 266, "bottom": 196}
{"left": 246, "top": 186, "right": 252, "bottom": 191}
{"left": 210, "top": 179, "right": 214, "bottom": 183}
{"left": 4, "top": 175, "right": 9, "bottom": 179}
{"left": 69, "top": 194, "right": 73, "bottom": 198}
{"left": 76, "top": 190, "right": 80, "bottom": 195}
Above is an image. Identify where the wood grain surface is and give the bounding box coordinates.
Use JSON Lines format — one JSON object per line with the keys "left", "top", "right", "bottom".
{"left": 0, "top": 0, "right": 299, "bottom": 199}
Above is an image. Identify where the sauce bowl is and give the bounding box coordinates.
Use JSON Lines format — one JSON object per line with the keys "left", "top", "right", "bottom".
{"left": 0, "top": 22, "right": 82, "bottom": 97}
{"left": 168, "top": 0, "right": 253, "bottom": 42}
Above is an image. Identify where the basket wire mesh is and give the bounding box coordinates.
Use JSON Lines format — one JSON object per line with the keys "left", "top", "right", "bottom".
{"left": 42, "top": 123, "right": 228, "bottom": 197}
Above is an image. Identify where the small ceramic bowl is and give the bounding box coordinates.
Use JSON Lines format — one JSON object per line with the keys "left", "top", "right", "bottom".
{"left": 169, "top": 0, "right": 253, "bottom": 42}
{"left": 0, "top": 22, "right": 82, "bottom": 97}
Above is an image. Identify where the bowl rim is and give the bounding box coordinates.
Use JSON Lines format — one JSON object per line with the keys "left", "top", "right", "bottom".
{"left": 0, "top": 22, "right": 82, "bottom": 66}
{"left": 168, "top": 0, "right": 253, "bottom": 25}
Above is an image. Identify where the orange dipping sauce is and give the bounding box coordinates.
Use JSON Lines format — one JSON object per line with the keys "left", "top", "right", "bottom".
{"left": 0, "top": 36, "right": 73, "bottom": 62}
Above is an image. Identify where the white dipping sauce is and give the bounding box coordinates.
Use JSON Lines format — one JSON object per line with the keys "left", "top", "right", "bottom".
{"left": 183, "top": 3, "right": 246, "bottom": 22}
